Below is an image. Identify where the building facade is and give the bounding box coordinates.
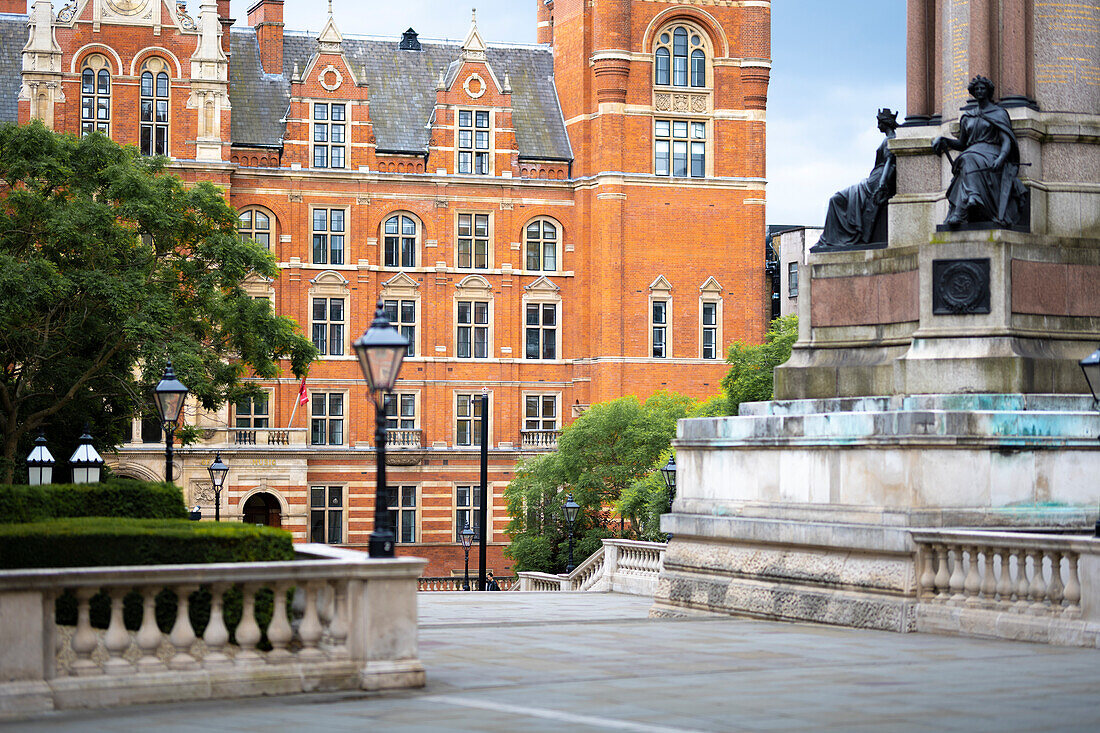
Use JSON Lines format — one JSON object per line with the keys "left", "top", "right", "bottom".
{"left": 2, "top": 0, "right": 770, "bottom": 576}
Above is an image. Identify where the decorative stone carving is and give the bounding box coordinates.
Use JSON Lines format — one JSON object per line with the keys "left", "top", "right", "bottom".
{"left": 673, "top": 94, "right": 689, "bottom": 112}
{"left": 192, "top": 481, "right": 216, "bottom": 504}
{"left": 57, "top": 2, "right": 78, "bottom": 22}
{"left": 463, "top": 73, "right": 486, "bottom": 99}
{"left": 655, "top": 93, "right": 671, "bottom": 111}
{"left": 691, "top": 95, "right": 707, "bottom": 113}
{"left": 932, "top": 259, "right": 992, "bottom": 315}
{"left": 318, "top": 65, "right": 344, "bottom": 92}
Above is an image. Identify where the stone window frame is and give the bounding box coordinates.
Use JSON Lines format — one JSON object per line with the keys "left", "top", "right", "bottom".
{"left": 788, "top": 261, "right": 799, "bottom": 298}
{"left": 649, "top": 276, "right": 673, "bottom": 359}
{"left": 522, "top": 276, "right": 562, "bottom": 361}
{"left": 80, "top": 53, "right": 113, "bottom": 138}
{"left": 309, "top": 390, "right": 347, "bottom": 446}
{"left": 238, "top": 206, "right": 276, "bottom": 252}
{"left": 699, "top": 277, "right": 723, "bottom": 360}
{"left": 311, "top": 100, "right": 347, "bottom": 169}
{"left": 308, "top": 271, "right": 350, "bottom": 359}
{"left": 455, "top": 107, "right": 493, "bottom": 176}
{"left": 455, "top": 391, "right": 492, "bottom": 447}
{"left": 309, "top": 484, "right": 347, "bottom": 544}
{"left": 653, "top": 20, "right": 713, "bottom": 89}
{"left": 380, "top": 211, "right": 422, "bottom": 270}
{"left": 383, "top": 390, "right": 420, "bottom": 432}
{"left": 233, "top": 390, "right": 273, "bottom": 429}
{"left": 454, "top": 483, "right": 489, "bottom": 543}
{"left": 523, "top": 216, "right": 561, "bottom": 273}
{"left": 386, "top": 484, "right": 420, "bottom": 544}
{"left": 522, "top": 392, "right": 561, "bottom": 432}
{"left": 139, "top": 57, "right": 171, "bottom": 157}
{"left": 381, "top": 272, "right": 421, "bottom": 359}
{"left": 311, "top": 207, "right": 347, "bottom": 266}
{"left": 455, "top": 211, "right": 494, "bottom": 270}
{"left": 453, "top": 275, "right": 495, "bottom": 360}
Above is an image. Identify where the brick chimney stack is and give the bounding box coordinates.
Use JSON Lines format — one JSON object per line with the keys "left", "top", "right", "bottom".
{"left": 217, "top": 0, "right": 234, "bottom": 55}
{"left": 536, "top": 0, "right": 553, "bottom": 45}
{"left": 0, "top": 1, "right": 27, "bottom": 14}
{"left": 248, "top": 0, "right": 284, "bottom": 75}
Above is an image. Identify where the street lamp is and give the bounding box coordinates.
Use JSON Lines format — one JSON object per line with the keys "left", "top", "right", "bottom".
{"left": 69, "top": 426, "right": 104, "bottom": 485}
{"left": 1079, "top": 346, "right": 1100, "bottom": 537}
{"left": 353, "top": 299, "right": 410, "bottom": 558}
{"left": 660, "top": 454, "right": 677, "bottom": 513}
{"left": 563, "top": 493, "right": 580, "bottom": 573}
{"left": 153, "top": 360, "right": 189, "bottom": 484}
{"left": 460, "top": 523, "right": 476, "bottom": 591}
{"left": 207, "top": 451, "right": 229, "bottom": 522}
{"left": 26, "top": 432, "right": 55, "bottom": 486}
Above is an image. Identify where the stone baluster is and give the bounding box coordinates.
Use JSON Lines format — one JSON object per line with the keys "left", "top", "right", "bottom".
{"left": 934, "top": 545, "right": 951, "bottom": 600}
{"left": 135, "top": 586, "right": 165, "bottom": 672}
{"left": 948, "top": 545, "right": 967, "bottom": 605}
{"left": 327, "top": 580, "right": 349, "bottom": 658}
{"left": 266, "top": 583, "right": 293, "bottom": 663}
{"left": 203, "top": 584, "right": 232, "bottom": 669}
{"left": 963, "top": 546, "right": 982, "bottom": 606}
{"left": 1045, "top": 551, "right": 1065, "bottom": 614}
{"left": 70, "top": 587, "right": 102, "bottom": 676}
{"left": 979, "top": 547, "right": 997, "bottom": 607}
{"left": 995, "top": 547, "right": 1014, "bottom": 608}
{"left": 168, "top": 585, "right": 199, "bottom": 670}
{"left": 298, "top": 582, "right": 325, "bottom": 661}
{"left": 1027, "top": 551, "right": 1047, "bottom": 612}
{"left": 1063, "top": 553, "right": 1082, "bottom": 619}
{"left": 918, "top": 545, "right": 936, "bottom": 600}
{"left": 235, "top": 584, "right": 262, "bottom": 663}
{"left": 1014, "top": 549, "right": 1030, "bottom": 610}
{"left": 103, "top": 587, "right": 134, "bottom": 674}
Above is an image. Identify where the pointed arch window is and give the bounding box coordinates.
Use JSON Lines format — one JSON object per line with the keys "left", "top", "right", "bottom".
{"left": 140, "top": 59, "right": 171, "bottom": 156}
{"left": 80, "top": 55, "right": 112, "bottom": 137}
{"left": 654, "top": 24, "right": 709, "bottom": 88}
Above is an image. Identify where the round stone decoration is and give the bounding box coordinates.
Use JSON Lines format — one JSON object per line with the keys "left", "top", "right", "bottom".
{"left": 938, "top": 261, "right": 986, "bottom": 313}
{"left": 106, "top": 0, "right": 149, "bottom": 16}
{"left": 319, "top": 65, "right": 344, "bottom": 92}
{"left": 464, "top": 73, "right": 486, "bottom": 99}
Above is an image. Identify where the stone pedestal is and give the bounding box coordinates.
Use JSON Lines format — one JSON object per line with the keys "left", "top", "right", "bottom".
{"left": 652, "top": 395, "right": 1100, "bottom": 628}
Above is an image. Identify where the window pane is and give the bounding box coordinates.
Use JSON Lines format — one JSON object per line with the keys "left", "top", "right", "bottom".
{"left": 474, "top": 301, "right": 489, "bottom": 324}
{"left": 475, "top": 131, "right": 489, "bottom": 150}
{"left": 331, "top": 104, "right": 345, "bottom": 121}
{"left": 673, "top": 141, "right": 688, "bottom": 177}
{"left": 458, "top": 110, "right": 472, "bottom": 127}
{"left": 673, "top": 121, "right": 688, "bottom": 138}
{"left": 475, "top": 111, "right": 489, "bottom": 128}
{"left": 474, "top": 215, "right": 489, "bottom": 237}
{"left": 330, "top": 125, "right": 345, "bottom": 144}
{"left": 314, "top": 104, "right": 328, "bottom": 120}
{"left": 655, "top": 140, "right": 669, "bottom": 176}
{"left": 656, "top": 119, "right": 670, "bottom": 137}
{"left": 330, "top": 210, "right": 344, "bottom": 232}
{"left": 543, "top": 329, "right": 556, "bottom": 359}
{"left": 314, "top": 147, "right": 328, "bottom": 167}
{"left": 543, "top": 304, "right": 556, "bottom": 326}
{"left": 328, "top": 510, "right": 342, "bottom": 544}
{"left": 692, "top": 122, "right": 706, "bottom": 139}
{"left": 311, "top": 419, "right": 326, "bottom": 445}
{"left": 655, "top": 48, "right": 670, "bottom": 85}
{"left": 314, "top": 123, "right": 328, "bottom": 142}
{"left": 385, "top": 216, "right": 399, "bottom": 235}
{"left": 330, "top": 235, "right": 344, "bottom": 264}
{"left": 141, "top": 72, "right": 153, "bottom": 97}
{"left": 401, "top": 511, "right": 415, "bottom": 543}
{"left": 458, "top": 214, "right": 472, "bottom": 236}
{"left": 691, "top": 50, "right": 706, "bottom": 87}
{"left": 458, "top": 301, "right": 471, "bottom": 324}
{"left": 544, "top": 242, "right": 556, "bottom": 271}
{"left": 311, "top": 510, "right": 325, "bottom": 542}
{"left": 156, "top": 100, "right": 168, "bottom": 123}
{"left": 97, "top": 69, "right": 110, "bottom": 94}
{"left": 703, "top": 302, "right": 717, "bottom": 325}
{"left": 691, "top": 142, "right": 705, "bottom": 177}
{"left": 526, "top": 328, "right": 540, "bottom": 359}
{"left": 329, "top": 394, "right": 343, "bottom": 416}
{"left": 331, "top": 147, "right": 345, "bottom": 168}
{"left": 329, "top": 298, "right": 344, "bottom": 322}
{"left": 329, "top": 418, "right": 343, "bottom": 445}
{"left": 156, "top": 72, "right": 169, "bottom": 97}
{"left": 311, "top": 487, "right": 326, "bottom": 507}
{"left": 83, "top": 69, "right": 95, "bottom": 93}
{"left": 653, "top": 301, "right": 666, "bottom": 323}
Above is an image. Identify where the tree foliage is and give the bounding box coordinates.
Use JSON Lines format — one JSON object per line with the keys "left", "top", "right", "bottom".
{"left": 721, "top": 315, "right": 798, "bottom": 415}
{"left": 0, "top": 122, "right": 315, "bottom": 482}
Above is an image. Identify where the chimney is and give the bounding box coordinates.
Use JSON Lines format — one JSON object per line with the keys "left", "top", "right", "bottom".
{"left": 217, "top": 0, "right": 233, "bottom": 55}
{"left": 536, "top": 0, "right": 553, "bottom": 45}
{"left": 0, "top": 1, "right": 27, "bottom": 14}
{"left": 248, "top": 0, "right": 284, "bottom": 75}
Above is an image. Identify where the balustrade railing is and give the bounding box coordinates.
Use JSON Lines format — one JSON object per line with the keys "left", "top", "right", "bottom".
{"left": 912, "top": 530, "right": 1096, "bottom": 621}
{"left": 417, "top": 576, "right": 515, "bottom": 591}
{"left": 521, "top": 430, "right": 562, "bottom": 450}
{"left": 0, "top": 546, "right": 426, "bottom": 717}
{"left": 515, "top": 539, "right": 666, "bottom": 595}
{"left": 387, "top": 429, "right": 423, "bottom": 449}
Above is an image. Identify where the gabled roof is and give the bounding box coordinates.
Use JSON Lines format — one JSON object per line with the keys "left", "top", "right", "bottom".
{"left": 0, "top": 14, "right": 26, "bottom": 124}
{"left": 229, "top": 28, "right": 572, "bottom": 162}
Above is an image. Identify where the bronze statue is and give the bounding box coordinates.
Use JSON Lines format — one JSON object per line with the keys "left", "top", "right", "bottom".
{"left": 814, "top": 109, "right": 898, "bottom": 249}
{"left": 932, "top": 76, "right": 1028, "bottom": 228}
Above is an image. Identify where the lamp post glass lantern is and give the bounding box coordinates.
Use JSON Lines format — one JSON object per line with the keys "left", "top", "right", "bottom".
{"left": 26, "top": 432, "right": 55, "bottom": 486}
{"left": 660, "top": 455, "right": 677, "bottom": 510}
{"left": 153, "top": 360, "right": 189, "bottom": 484}
{"left": 460, "top": 523, "right": 476, "bottom": 591}
{"left": 563, "top": 493, "right": 580, "bottom": 573}
{"left": 1081, "top": 347, "right": 1100, "bottom": 537}
{"left": 353, "top": 299, "right": 410, "bottom": 558}
{"left": 207, "top": 452, "right": 228, "bottom": 522}
{"left": 68, "top": 427, "right": 104, "bottom": 485}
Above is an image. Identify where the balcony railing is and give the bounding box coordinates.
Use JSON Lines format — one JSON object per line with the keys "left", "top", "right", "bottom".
{"left": 0, "top": 546, "right": 426, "bottom": 716}
{"left": 195, "top": 428, "right": 308, "bottom": 447}
{"left": 387, "top": 429, "right": 423, "bottom": 449}
{"left": 417, "top": 576, "right": 515, "bottom": 591}
{"left": 521, "top": 429, "right": 562, "bottom": 450}
{"left": 515, "top": 539, "right": 666, "bottom": 595}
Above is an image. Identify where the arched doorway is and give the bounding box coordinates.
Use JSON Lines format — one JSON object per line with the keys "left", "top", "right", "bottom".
{"left": 242, "top": 492, "right": 282, "bottom": 528}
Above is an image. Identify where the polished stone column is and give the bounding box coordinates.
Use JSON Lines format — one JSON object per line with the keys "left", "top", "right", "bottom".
{"left": 969, "top": 0, "right": 992, "bottom": 79}
{"left": 998, "top": 0, "right": 1035, "bottom": 106}
{"left": 905, "top": 0, "right": 933, "bottom": 124}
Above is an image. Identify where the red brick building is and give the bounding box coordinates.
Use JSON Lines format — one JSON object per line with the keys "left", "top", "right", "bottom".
{"left": 3, "top": 0, "right": 770, "bottom": 576}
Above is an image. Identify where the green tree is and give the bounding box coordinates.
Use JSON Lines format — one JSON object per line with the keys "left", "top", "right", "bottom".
{"left": 504, "top": 391, "right": 696, "bottom": 573}
{"left": 0, "top": 122, "right": 315, "bottom": 482}
{"left": 721, "top": 315, "right": 798, "bottom": 415}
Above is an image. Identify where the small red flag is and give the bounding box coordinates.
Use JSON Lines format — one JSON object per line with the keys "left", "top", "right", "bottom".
{"left": 297, "top": 376, "right": 308, "bottom": 406}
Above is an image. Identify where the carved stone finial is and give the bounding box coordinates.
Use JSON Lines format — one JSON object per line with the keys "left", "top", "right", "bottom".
{"left": 503, "top": 72, "right": 511, "bottom": 94}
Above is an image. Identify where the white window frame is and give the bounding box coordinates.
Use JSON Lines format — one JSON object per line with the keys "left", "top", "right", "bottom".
{"left": 309, "top": 485, "right": 346, "bottom": 544}
{"left": 382, "top": 212, "right": 420, "bottom": 269}
{"left": 523, "top": 217, "right": 560, "bottom": 272}
{"left": 238, "top": 207, "right": 275, "bottom": 251}
{"left": 309, "top": 391, "right": 346, "bottom": 446}
{"left": 139, "top": 59, "right": 171, "bottom": 156}
{"left": 387, "top": 485, "right": 419, "bottom": 544}
{"left": 456, "top": 212, "right": 493, "bottom": 270}
{"left": 456, "top": 108, "right": 492, "bottom": 175}
{"left": 312, "top": 101, "right": 347, "bottom": 169}
{"left": 455, "top": 392, "right": 490, "bottom": 447}
{"left": 311, "top": 208, "right": 346, "bottom": 266}
{"left": 80, "top": 54, "right": 112, "bottom": 137}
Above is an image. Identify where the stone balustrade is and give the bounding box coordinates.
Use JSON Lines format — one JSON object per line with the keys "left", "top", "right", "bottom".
{"left": 515, "top": 539, "right": 666, "bottom": 595}
{"left": 417, "top": 576, "right": 515, "bottom": 591}
{"left": 199, "top": 428, "right": 308, "bottom": 447}
{"left": 0, "top": 546, "right": 426, "bottom": 718}
{"left": 912, "top": 529, "right": 1100, "bottom": 646}
{"left": 387, "top": 429, "right": 423, "bottom": 449}
{"left": 520, "top": 429, "right": 562, "bottom": 450}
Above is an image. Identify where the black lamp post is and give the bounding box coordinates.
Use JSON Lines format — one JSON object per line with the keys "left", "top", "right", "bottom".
{"left": 353, "top": 299, "right": 410, "bottom": 558}
{"left": 153, "top": 360, "right": 189, "bottom": 484}
{"left": 660, "top": 454, "right": 677, "bottom": 513}
{"left": 460, "top": 523, "right": 476, "bottom": 591}
{"left": 26, "top": 432, "right": 55, "bottom": 486}
{"left": 207, "top": 451, "right": 229, "bottom": 522}
{"left": 1079, "top": 346, "right": 1100, "bottom": 537}
{"left": 563, "top": 493, "right": 580, "bottom": 573}
{"left": 68, "top": 426, "right": 104, "bottom": 485}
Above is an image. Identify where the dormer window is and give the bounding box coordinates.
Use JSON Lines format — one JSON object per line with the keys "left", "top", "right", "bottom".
{"left": 313, "top": 102, "right": 346, "bottom": 169}
{"left": 457, "top": 109, "right": 490, "bottom": 175}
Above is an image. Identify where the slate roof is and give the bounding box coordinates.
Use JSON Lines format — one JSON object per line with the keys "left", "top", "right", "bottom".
{"left": 0, "top": 14, "right": 26, "bottom": 124}
{"left": 230, "top": 28, "right": 572, "bottom": 162}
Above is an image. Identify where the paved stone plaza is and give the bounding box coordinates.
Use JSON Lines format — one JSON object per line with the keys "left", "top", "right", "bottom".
{"left": 6, "top": 592, "right": 1099, "bottom": 732}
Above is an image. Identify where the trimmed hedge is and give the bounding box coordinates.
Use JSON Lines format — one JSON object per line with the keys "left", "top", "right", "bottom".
{"left": 0, "top": 517, "right": 294, "bottom": 569}
{"left": 0, "top": 480, "right": 188, "bottom": 524}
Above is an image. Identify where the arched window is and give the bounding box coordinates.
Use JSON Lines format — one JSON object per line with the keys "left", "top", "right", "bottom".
{"left": 238, "top": 208, "right": 273, "bottom": 250}
{"left": 80, "top": 55, "right": 112, "bottom": 137}
{"left": 524, "top": 218, "right": 559, "bottom": 272}
{"left": 140, "top": 59, "right": 171, "bottom": 156}
{"left": 654, "top": 24, "right": 709, "bottom": 88}
{"left": 383, "top": 213, "right": 419, "bottom": 269}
